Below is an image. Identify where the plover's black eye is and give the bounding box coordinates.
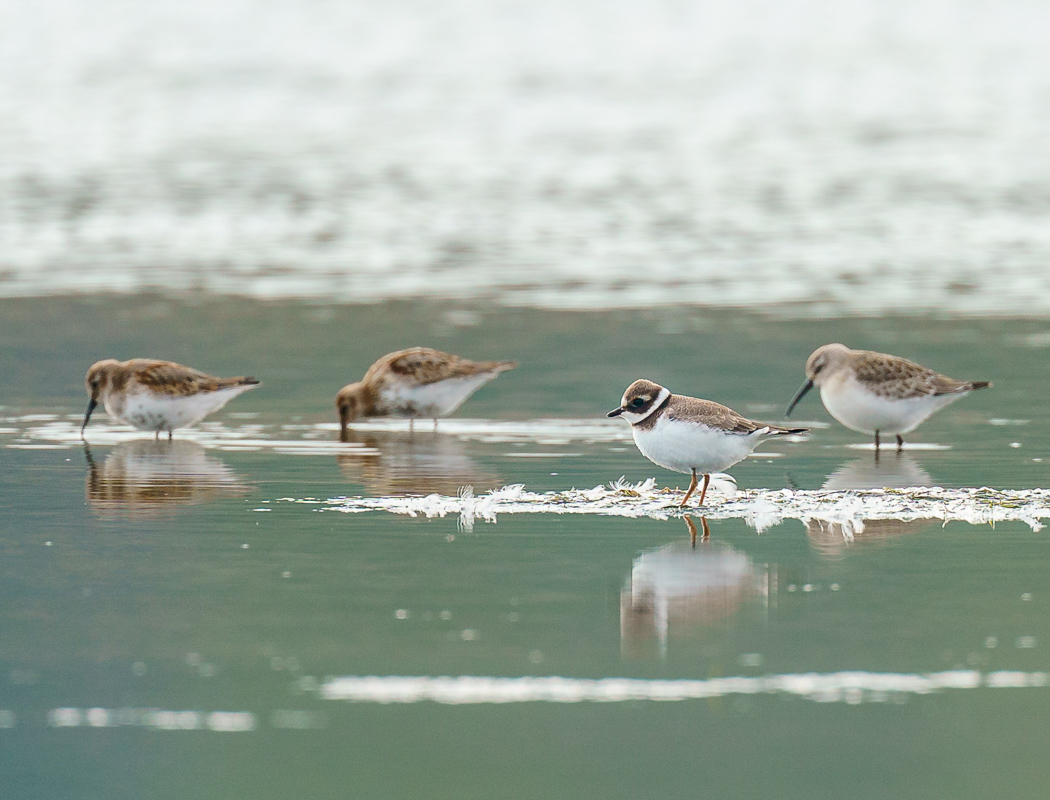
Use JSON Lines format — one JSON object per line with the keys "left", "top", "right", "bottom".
{"left": 630, "top": 397, "right": 647, "bottom": 408}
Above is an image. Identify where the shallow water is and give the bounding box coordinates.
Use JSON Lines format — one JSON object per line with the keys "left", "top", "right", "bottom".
{"left": 3, "top": 297, "right": 1050, "bottom": 798}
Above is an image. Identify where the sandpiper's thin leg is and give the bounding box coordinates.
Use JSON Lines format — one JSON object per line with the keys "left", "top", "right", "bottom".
{"left": 155, "top": 431, "right": 160, "bottom": 441}
{"left": 896, "top": 434, "right": 904, "bottom": 452}
{"left": 874, "top": 430, "right": 881, "bottom": 451}
{"left": 433, "top": 418, "right": 438, "bottom": 432}
{"left": 168, "top": 431, "right": 173, "bottom": 440}
{"left": 680, "top": 469, "right": 699, "bottom": 507}
{"left": 697, "top": 473, "right": 712, "bottom": 506}
{"left": 409, "top": 418, "right": 414, "bottom": 433}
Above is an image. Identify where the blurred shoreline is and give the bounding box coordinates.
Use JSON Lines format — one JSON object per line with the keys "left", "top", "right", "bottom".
{"left": 4, "top": 0, "right": 1050, "bottom": 315}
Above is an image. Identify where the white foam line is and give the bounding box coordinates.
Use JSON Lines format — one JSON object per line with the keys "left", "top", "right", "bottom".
{"left": 6, "top": 417, "right": 636, "bottom": 447}
{"left": 341, "top": 418, "right": 633, "bottom": 443}
{"left": 8, "top": 421, "right": 380, "bottom": 455}
{"left": 312, "top": 480, "right": 1050, "bottom": 531}
{"left": 47, "top": 708, "right": 256, "bottom": 731}
{"left": 320, "top": 671, "right": 1049, "bottom": 705}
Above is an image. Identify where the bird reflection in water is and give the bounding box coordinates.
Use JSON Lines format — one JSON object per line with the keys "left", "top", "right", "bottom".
{"left": 84, "top": 440, "right": 250, "bottom": 516}
{"left": 337, "top": 428, "right": 503, "bottom": 496}
{"left": 621, "top": 516, "right": 768, "bottom": 659}
{"left": 822, "top": 452, "right": 933, "bottom": 491}
{"left": 809, "top": 453, "right": 934, "bottom": 558}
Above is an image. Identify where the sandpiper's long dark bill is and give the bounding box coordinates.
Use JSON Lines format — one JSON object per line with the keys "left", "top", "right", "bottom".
{"left": 336, "top": 346, "right": 516, "bottom": 434}
{"left": 609, "top": 379, "right": 807, "bottom": 508}
{"left": 82, "top": 359, "right": 260, "bottom": 439}
{"left": 785, "top": 378, "right": 815, "bottom": 418}
{"left": 785, "top": 343, "right": 991, "bottom": 450}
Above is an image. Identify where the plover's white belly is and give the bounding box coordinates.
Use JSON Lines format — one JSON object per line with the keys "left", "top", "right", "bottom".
{"left": 821, "top": 379, "right": 963, "bottom": 435}
{"left": 633, "top": 417, "right": 765, "bottom": 475}
{"left": 110, "top": 385, "right": 255, "bottom": 432}
{"left": 381, "top": 373, "right": 497, "bottom": 419}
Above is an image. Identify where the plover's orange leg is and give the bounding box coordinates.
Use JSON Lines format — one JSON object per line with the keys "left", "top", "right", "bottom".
{"left": 679, "top": 469, "right": 699, "bottom": 507}
{"left": 696, "top": 473, "right": 711, "bottom": 506}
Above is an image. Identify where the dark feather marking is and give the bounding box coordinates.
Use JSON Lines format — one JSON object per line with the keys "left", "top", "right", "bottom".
{"left": 636, "top": 394, "right": 808, "bottom": 436}
{"left": 852, "top": 351, "right": 987, "bottom": 400}
{"left": 368, "top": 347, "right": 517, "bottom": 387}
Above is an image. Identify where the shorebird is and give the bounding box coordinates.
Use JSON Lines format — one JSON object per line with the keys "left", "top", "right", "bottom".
{"left": 608, "top": 379, "right": 807, "bottom": 507}
{"left": 81, "top": 359, "right": 260, "bottom": 439}
{"left": 785, "top": 343, "right": 991, "bottom": 450}
{"left": 336, "top": 347, "right": 516, "bottom": 434}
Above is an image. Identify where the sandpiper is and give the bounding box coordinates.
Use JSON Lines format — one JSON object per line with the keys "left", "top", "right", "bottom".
{"left": 785, "top": 343, "right": 991, "bottom": 450}
{"left": 82, "top": 359, "right": 260, "bottom": 439}
{"left": 336, "top": 347, "right": 516, "bottom": 434}
{"left": 608, "top": 379, "right": 807, "bottom": 507}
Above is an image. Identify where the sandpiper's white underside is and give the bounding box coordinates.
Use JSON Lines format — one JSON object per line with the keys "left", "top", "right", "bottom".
{"left": 820, "top": 377, "right": 966, "bottom": 436}
{"left": 106, "top": 385, "right": 257, "bottom": 432}
{"left": 379, "top": 372, "right": 500, "bottom": 419}
{"left": 632, "top": 416, "right": 773, "bottom": 475}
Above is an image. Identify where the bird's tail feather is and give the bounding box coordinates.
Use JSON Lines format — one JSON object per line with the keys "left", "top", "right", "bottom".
{"left": 767, "top": 425, "right": 809, "bottom": 436}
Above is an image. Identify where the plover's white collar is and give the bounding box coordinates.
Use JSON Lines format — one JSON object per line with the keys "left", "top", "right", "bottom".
{"left": 609, "top": 379, "right": 807, "bottom": 508}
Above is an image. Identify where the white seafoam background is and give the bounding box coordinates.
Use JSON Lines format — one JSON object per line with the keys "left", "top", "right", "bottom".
{"left": 3, "top": 0, "right": 1050, "bottom": 312}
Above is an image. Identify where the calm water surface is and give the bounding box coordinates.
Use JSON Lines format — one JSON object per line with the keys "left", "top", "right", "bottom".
{"left": 2, "top": 297, "right": 1050, "bottom": 798}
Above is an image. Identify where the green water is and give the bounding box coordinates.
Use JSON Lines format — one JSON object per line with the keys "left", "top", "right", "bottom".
{"left": 3, "top": 297, "right": 1050, "bottom": 799}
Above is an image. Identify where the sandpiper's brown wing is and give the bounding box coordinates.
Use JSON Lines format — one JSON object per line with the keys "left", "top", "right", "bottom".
{"left": 853, "top": 351, "right": 982, "bottom": 399}
{"left": 369, "top": 347, "right": 516, "bottom": 386}
{"left": 131, "top": 360, "right": 258, "bottom": 395}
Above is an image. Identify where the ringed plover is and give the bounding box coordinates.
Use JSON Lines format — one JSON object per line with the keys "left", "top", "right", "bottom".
{"left": 609, "top": 379, "right": 807, "bottom": 507}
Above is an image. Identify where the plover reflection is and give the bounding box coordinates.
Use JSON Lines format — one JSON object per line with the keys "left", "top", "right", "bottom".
{"left": 621, "top": 521, "right": 765, "bottom": 658}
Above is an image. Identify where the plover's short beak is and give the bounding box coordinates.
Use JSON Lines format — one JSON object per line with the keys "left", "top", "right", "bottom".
{"left": 785, "top": 379, "right": 814, "bottom": 418}
{"left": 607, "top": 407, "right": 625, "bottom": 418}
{"left": 81, "top": 397, "right": 98, "bottom": 435}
